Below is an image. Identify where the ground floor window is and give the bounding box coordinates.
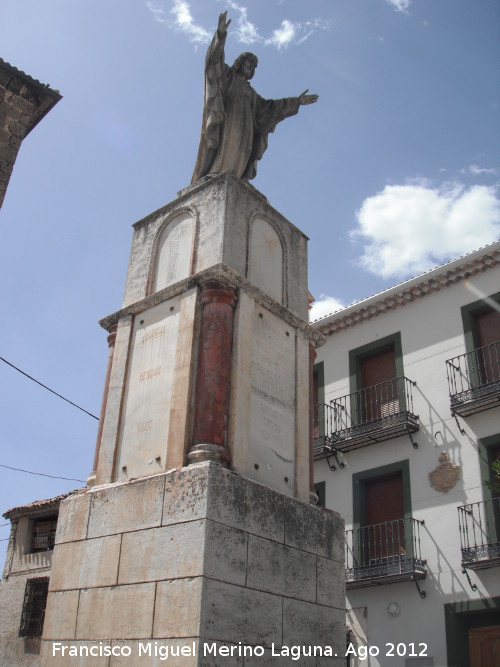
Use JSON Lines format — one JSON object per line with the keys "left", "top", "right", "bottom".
{"left": 19, "top": 577, "right": 49, "bottom": 638}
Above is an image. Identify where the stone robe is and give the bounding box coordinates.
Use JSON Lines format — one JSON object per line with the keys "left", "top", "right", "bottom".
{"left": 191, "top": 29, "right": 300, "bottom": 183}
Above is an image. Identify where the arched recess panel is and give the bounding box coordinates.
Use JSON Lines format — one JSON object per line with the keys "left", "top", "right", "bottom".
{"left": 248, "top": 216, "right": 284, "bottom": 304}
{"left": 153, "top": 212, "right": 194, "bottom": 292}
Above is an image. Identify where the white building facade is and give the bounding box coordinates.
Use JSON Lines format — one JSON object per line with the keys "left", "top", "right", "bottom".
{"left": 312, "top": 241, "right": 500, "bottom": 667}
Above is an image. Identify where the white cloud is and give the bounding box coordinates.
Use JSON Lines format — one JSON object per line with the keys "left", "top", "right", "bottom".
{"left": 352, "top": 182, "right": 500, "bottom": 279}
{"left": 151, "top": 2, "right": 328, "bottom": 50}
{"left": 386, "top": 0, "right": 411, "bottom": 12}
{"left": 147, "top": 0, "right": 167, "bottom": 23}
{"left": 227, "top": 1, "right": 261, "bottom": 44}
{"left": 266, "top": 18, "right": 329, "bottom": 49}
{"left": 170, "top": 0, "right": 211, "bottom": 45}
{"left": 266, "top": 19, "right": 297, "bottom": 49}
{"left": 469, "top": 164, "right": 498, "bottom": 176}
{"left": 310, "top": 295, "right": 345, "bottom": 321}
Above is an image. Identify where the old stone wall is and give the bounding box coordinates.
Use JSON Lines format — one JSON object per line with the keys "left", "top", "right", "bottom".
{"left": 0, "top": 516, "right": 54, "bottom": 666}
{"left": 0, "top": 59, "right": 60, "bottom": 208}
{"left": 41, "top": 462, "right": 345, "bottom": 666}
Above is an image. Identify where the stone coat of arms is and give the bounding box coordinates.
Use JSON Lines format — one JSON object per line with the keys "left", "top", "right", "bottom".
{"left": 429, "top": 451, "right": 461, "bottom": 493}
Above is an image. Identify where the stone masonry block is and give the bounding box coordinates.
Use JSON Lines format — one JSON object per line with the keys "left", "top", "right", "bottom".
{"left": 8, "top": 92, "right": 34, "bottom": 115}
{"left": 55, "top": 491, "right": 90, "bottom": 544}
{"left": 317, "top": 658, "right": 346, "bottom": 667}
{"left": 284, "top": 501, "right": 344, "bottom": 562}
{"left": 1, "top": 99, "right": 22, "bottom": 120}
{"left": 316, "top": 556, "right": 345, "bottom": 609}
{"left": 6, "top": 77, "right": 28, "bottom": 95}
{"left": 206, "top": 465, "right": 286, "bottom": 542}
{"left": 283, "top": 598, "right": 345, "bottom": 655}
{"left": 42, "top": 590, "right": 80, "bottom": 640}
{"left": 163, "top": 463, "right": 285, "bottom": 543}
{"left": 154, "top": 578, "right": 203, "bottom": 639}
{"left": 110, "top": 639, "right": 200, "bottom": 667}
{"left": 76, "top": 583, "right": 156, "bottom": 640}
{"left": 0, "top": 124, "right": 11, "bottom": 143}
{"left": 162, "top": 465, "right": 209, "bottom": 526}
{"left": 244, "top": 649, "right": 316, "bottom": 666}
{"left": 88, "top": 475, "right": 165, "bottom": 538}
{"left": 198, "top": 640, "right": 244, "bottom": 667}
{"left": 41, "top": 640, "right": 109, "bottom": 666}
{"left": 0, "top": 70, "right": 12, "bottom": 87}
{"left": 246, "top": 534, "right": 316, "bottom": 602}
{"left": 7, "top": 114, "right": 27, "bottom": 137}
{"left": 49, "top": 535, "right": 121, "bottom": 591}
{"left": 200, "top": 578, "right": 282, "bottom": 647}
{"left": 118, "top": 522, "right": 205, "bottom": 585}
{"left": 203, "top": 520, "right": 248, "bottom": 586}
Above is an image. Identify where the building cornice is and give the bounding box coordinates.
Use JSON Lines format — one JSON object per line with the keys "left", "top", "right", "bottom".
{"left": 100, "top": 263, "right": 325, "bottom": 346}
{"left": 0, "top": 57, "right": 62, "bottom": 135}
{"left": 313, "top": 241, "right": 500, "bottom": 337}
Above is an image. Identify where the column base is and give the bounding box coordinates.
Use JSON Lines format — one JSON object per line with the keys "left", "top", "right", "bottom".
{"left": 188, "top": 443, "right": 230, "bottom": 466}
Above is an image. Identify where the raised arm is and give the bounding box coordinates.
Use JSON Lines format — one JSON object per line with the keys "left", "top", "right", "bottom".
{"left": 206, "top": 12, "right": 231, "bottom": 67}
{"left": 218, "top": 11, "right": 231, "bottom": 37}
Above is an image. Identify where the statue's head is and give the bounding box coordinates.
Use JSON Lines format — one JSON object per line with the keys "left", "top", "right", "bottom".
{"left": 232, "top": 52, "right": 258, "bottom": 80}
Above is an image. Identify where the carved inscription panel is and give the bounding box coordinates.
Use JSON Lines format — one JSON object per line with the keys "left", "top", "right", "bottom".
{"left": 154, "top": 212, "right": 194, "bottom": 292}
{"left": 115, "top": 298, "right": 181, "bottom": 480}
{"left": 248, "top": 216, "right": 283, "bottom": 304}
{"left": 248, "top": 306, "right": 295, "bottom": 494}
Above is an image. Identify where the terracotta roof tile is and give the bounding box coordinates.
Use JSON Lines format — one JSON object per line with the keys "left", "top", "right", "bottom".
{"left": 3, "top": 489, "right": 84, "bottom": 520}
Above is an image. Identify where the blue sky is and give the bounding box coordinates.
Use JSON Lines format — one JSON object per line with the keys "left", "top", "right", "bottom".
{"left": 0, "top": 0, "right": 499, "bottom": 564}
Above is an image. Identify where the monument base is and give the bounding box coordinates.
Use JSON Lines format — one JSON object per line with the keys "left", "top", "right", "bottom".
{"left": 40, "top": 462, "right": 345, "bottom": 665}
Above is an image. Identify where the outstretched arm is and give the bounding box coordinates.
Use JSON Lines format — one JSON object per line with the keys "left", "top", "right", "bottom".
{"left": 298, "top": 89, "right": 319, "bottom": 106}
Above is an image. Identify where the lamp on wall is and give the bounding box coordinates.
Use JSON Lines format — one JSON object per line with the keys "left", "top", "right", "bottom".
{"left": 387, "top": 602, "right": 400, "bottom": 616}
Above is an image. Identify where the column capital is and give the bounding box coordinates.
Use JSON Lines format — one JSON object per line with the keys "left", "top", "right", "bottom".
{"left": 199, "top": 282, "right": 238, "bottom": 309}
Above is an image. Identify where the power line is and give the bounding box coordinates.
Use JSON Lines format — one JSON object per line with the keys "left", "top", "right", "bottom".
{"left": 0, "top": 356, "right": 99, "bottom": 420}
{"left": 0, "top": 463, "right": 85, "bottom": 484}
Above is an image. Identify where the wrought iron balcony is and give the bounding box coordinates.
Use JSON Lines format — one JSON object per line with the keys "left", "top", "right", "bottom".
{"left": 345, "top": 518, "right": 426, "bottom": 588}
{"left": 313, "top": 376, "right": 419, "bottom": 457}
{"left": 458, "top": 498, "right": 500, "bottom": 570}
{"left": 446, "top": 340, "right": 500, "bottom": 417}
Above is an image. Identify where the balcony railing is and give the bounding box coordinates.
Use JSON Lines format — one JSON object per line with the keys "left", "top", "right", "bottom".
{"left": 446, "top": 340, "right": 500, "bottom": 417}
{"left": 313, "top": 376, "right": 419, "bottom": 457}
{"left": 345, "top": 517, "right": 426, "bottom": 588}
{"left": 458, "top": 498, "right": 500, "bottom": 570}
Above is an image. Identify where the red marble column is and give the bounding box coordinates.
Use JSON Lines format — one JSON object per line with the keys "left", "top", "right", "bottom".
{"left": 87, "top": 325, "right": 117, "bottom": 486}
{"left": 189, "top": 282, "right": 238, "bottom": 466}
{"left": 309, "top": 342, "right": 318, "bottom": 503}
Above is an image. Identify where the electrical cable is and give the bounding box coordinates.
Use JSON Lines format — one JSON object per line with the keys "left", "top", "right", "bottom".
{"left": 0, "top": 463, "right": 85, "bottom": 483}
{"left": 0, "top": 355, "right": 99, "bottom": 420}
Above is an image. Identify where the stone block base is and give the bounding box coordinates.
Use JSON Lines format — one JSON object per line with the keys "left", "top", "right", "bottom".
{"left": 41, "top": 462, "right": 345, "bottom": 665}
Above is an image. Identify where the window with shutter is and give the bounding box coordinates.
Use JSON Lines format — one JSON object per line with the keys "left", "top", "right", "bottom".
{"left": 31, "top": 516, "right": 57, "bottom": 552}
{"left": 474, "top": 308, "right": 500, "bottom": 384}
{"left": 349, "top": 333, "right": 405, "bottom": 426}
{"left": 353, "top": 461, "right": 412, "bottom": 567}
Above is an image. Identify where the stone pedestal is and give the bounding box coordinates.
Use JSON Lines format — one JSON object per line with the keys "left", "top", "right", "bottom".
{"left": 40, "top": 463, "right": 345, "bottom": 666}
{"left": 91, "top": 173, "right": 323, "bottom": 501}
{"left": 41, "top": 175, "right": 342, "bottom": 665}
